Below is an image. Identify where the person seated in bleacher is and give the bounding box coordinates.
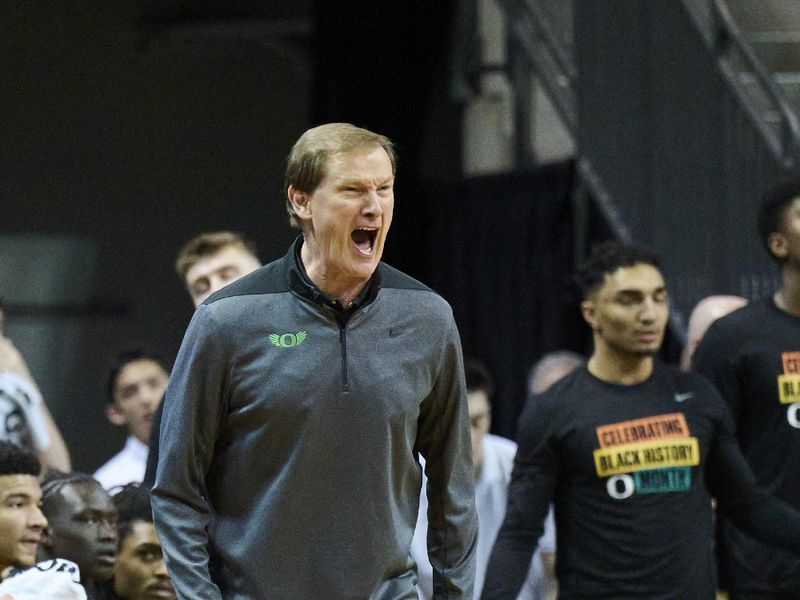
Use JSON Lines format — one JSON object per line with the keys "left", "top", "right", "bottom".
{"left": 39, "top": 473, "right": 118, "bottom": 600}
{"left": 94, "top": 350, "right": 168, "bottom": 491}
{"left": 110, "top": 484, "right": 175, "bottom": 600}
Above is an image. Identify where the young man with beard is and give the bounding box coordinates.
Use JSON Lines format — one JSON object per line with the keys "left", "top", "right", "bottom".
{"left": 110, "top": 484, "right": 174, "bottom": 600}
{"left": 153, "top": 123, "right": 477, "bottom": 599}
{"left": 694, "top": 179, "right": 800, "bottom": 599}
{"left": 482, "top": 242, "right": 800, "bottom": 599}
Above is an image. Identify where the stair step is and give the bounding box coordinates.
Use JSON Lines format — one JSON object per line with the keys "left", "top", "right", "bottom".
{"left": 737, "top": 71, "right": 800, "bottom": 122}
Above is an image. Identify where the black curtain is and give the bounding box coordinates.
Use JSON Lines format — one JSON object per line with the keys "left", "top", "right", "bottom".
{"left": 426, "top": 161, "right": 587, "bottom": 438}
{"left": 312, "top": 0, "right": 458, "bottom": 177}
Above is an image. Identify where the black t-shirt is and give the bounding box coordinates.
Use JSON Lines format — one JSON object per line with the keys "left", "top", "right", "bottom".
{"left": 694, "top": 298, "right": 800, "bottom": 594}
{"left": 481, "top": 361, "right": 800, "bottom": 600}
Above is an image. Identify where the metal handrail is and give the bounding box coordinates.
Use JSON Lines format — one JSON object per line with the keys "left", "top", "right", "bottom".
{"left": 521, "top": 0, "right": 576, "bottom": 82}
{"left": 499, "top": 0, "right": 577, "bottom": 135}
{"left": 711, "top": 0, "right": 800, "bottom": 165}
{"left": 509, "top": 16, "right": 577, "bottom": 132}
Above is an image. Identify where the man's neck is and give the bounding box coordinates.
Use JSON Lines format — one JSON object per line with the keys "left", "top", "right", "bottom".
{"left": 588, "top": 344, "right": 654, "bottom": 385}
{"left": 300, "top": 241, "right": 368, "bottom": 306}
{"left": 82, "top": 578, "right": 112, "bottom": 600}
{"left": 776, "top": 267, "right": 800, "bottom": 317}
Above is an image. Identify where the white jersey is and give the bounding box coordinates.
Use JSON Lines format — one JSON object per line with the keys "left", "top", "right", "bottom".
{"left": 0, "top": 558, "right": 87, "bottom": 599}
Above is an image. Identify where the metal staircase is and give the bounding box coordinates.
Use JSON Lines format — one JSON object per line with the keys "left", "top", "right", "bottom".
{"left": 491, "top": 0, "right": 800, "bottom": 331}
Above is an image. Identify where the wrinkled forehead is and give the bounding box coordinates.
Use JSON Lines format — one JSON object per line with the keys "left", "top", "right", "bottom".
{"left": 321, "top": 145, "right": 394, "bottom": 180}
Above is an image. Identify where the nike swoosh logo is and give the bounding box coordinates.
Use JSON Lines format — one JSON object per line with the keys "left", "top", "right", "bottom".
{"left": 389, "top": 327, "right": 403, "bottom": 337}
{"left": 674, "top": 392, "right": 693, "bottom": 403}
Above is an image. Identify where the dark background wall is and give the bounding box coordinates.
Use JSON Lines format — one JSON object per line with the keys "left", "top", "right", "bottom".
{"left": 1, "top": 1, "right": 310, "bottom": 470}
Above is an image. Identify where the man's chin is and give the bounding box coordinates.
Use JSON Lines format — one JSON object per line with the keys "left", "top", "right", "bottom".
{"left": 92, "top": 565, "right": 117, "bottom": 581}
{"left": 633, "top": 347, "right": 660, "bottom": 357}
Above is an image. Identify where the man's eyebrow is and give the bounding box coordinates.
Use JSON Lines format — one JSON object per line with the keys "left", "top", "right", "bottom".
{"left": 136, "top": 542, "right": 162, "bottom": 551}
{"left": 615, "top": 286, "right": 666, "bottom": 296}
{"left": 337, "top": 175, "right": 394, "bottom": 185}
{"left": 2, "top": 492, "right": 34, "bottom": 502}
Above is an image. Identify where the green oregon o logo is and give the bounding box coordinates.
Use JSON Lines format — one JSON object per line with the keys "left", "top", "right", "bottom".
{"left": 269, "top": 331, "right": 307, "bottom": 348}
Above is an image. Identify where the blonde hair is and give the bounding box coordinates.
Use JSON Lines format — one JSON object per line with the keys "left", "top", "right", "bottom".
{"left": 284, "top": 123, "right": 396, "bottom": 229}
{"left": 175, "top": 231, "right": 258, "bottom": 279}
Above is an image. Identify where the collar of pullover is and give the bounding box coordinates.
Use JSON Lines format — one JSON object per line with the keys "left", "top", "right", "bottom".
{"left": 288, "top": 235, "right": 381, "bottom": 316}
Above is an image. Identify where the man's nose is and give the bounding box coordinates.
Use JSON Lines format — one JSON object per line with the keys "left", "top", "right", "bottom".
{"left": 362, "top": 191, "right": 383, "bottom": 216}
{"left": 28, "top": 505, "right": 47, "bottom": 530}
{"left": 154, "top": 559, "right": 169, "bottom": 577}
{"left": 640, "top": 298, "right": 657, "bottom": 322}
{"left": 98, "top": 521, "right": 117, "bottom": 541}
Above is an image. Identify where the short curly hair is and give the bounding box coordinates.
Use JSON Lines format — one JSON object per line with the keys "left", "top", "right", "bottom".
{"left": 0, "top": 441, "right": 40, "bottom": 477}
{"left": 576, "top": 241, "right": 662, "bottom": 298}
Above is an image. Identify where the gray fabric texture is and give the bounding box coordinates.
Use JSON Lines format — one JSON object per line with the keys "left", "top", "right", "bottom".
{"left": 152, "top": 240, "right": 477, "bottom": 599}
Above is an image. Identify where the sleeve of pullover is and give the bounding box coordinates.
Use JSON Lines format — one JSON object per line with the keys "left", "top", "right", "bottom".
{"left": 481, "top": 394, "right": 557, "bottom": 600}
{"left": 151, "top": 306, "right": 228, "bottom": 600}
{"left": 415, "top": 315, "right": 478, "bottom": 600}
{"left": 706, "top": 393, "right": 800, "bottom": 554}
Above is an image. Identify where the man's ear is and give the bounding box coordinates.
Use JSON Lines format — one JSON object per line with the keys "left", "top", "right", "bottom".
{"left": 287, "top": 186, "right": 312, "bottom": 223}
{"left": 581, "top": 299, "right": 598, "bottom": 330}
{"left": 768, "top": 231, "right": 789, "bottom": 260}
{"left": 105, "top": 403, "right": 127, "bottom": 427}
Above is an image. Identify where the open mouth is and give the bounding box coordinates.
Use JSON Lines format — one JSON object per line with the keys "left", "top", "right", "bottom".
{"left": 351, "top": 227, "right": 377, "bottom": 256}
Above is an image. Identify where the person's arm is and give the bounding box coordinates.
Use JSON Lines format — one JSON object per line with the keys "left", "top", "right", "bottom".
{"left": 481, "top": 395, "right": 558, "bottom": 600}
{"left": 142, "top": 398, "right": 164, "bottom": 487}
{"left": 538, "top": 506, "right": 558, "bottom": 600}
{"left": 692, "top": 323, "right": 742, "bottom": 420}
{"left": 540, "top": 552, "right": 557, "bottom": 600}
{"left": 415, "top": 316, "right": 477, "bottom": 600}
{"left": 151, "top": 306, "right": 227, "bottom": 600}
{"left": 34, "top": 403, "right": 71, "bottom": 473}
{"left": 0, "top": 337, "right": 71, "bottom": 472}
{"left": 706, "top": 390, "right": 800, "bottom": 552}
